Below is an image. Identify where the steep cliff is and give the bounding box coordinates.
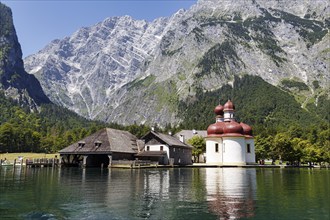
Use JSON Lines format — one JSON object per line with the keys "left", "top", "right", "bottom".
{"left": 0, "top": 3, "right": 50, "bottom": 107}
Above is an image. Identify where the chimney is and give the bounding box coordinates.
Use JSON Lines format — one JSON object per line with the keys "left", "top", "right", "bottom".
{"left": 179, "top": 135, "right": 185, "bottom": 143}
{"left": 137, "top": 140, "right": 145, "bottom": 153}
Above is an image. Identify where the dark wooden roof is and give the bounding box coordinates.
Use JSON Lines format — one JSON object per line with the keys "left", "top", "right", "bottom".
{"left": 142, "top": 131, "right": 192, "bottom": 149}
{"left": 59, "top": 128, "right": 138, "bottom": 155}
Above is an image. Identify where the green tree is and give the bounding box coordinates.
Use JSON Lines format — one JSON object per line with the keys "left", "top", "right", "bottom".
{"left": 255, "top": 135, "right": 273, "bottom": 162}
{"left": 288, "top": 125, "right": 303, "bottom": 138}
{"left": 0, "top": 123, "right": 16, "bottom": 152}
{"left": 31, "top": 131, "right": 42, "bottom": 152}
{"left": 290, "top": 138, "right": 305, "bottom": 164}
{"left": 187, "top": 135, "right": 206, "bottom": 163}
{"left": 273, "top": 133, "right": 293, "bottom": 163}
{"left": 299, "top": 141, "right": 318, "bottom": 166}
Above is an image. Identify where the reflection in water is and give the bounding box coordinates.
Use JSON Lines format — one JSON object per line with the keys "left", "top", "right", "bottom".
{"left": 103, "top": 169, "right": 173, "bottom": 219}
{"left": 140, "top": 169, "right": 169, "bottom": 217}
{"left": 0, "top": 167, "right": 255, "bottom": 219}
{"left": 206, "top": 168, "right": 257, "bottom": 219}
{"left": 100, "top": 168, "right": 210, "bottom": 219}
{"left": 1, "top": 167, "right": 327, "bottom": 219}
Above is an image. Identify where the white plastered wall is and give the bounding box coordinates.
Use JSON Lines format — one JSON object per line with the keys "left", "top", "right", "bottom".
{"left": 206, "top": 137, "right": 223, "bottom": 164}
{"left": 245, "top": 138, "right": 256, "bottom": 164}
{"left": 222, "top": 136, "right": 246, "bottom": 165}
{"left": 145, "top": 144, "right": 169, "bottom": 164}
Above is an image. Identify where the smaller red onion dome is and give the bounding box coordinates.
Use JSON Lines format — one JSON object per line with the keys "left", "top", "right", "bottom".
{"left": 207, "top": 122, "right": 225, "bottom": 136}
{"left": 214, "top": 104, "right": 224, "bottom": 116}
{"left": 224, "top": 100, "right": 235, "bottom": 111}
{"left": 223, "top": 121, "right": 243, "bottom": 134}
{"left": 240, "top": 122, "right": 253, "bottom": 136}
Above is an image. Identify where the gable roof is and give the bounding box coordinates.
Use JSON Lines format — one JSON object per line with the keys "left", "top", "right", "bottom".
{"left": 142, "top": 131, "right": 192, "bottom": 149}
{"left": 59, "top": 128, "right": 138, "bottom": 154}
{"left": 175, "top": 130, "right": 207, "bottom": 141}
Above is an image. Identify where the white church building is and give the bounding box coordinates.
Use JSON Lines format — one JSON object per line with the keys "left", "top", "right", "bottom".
{"left": 205, "top": 100, "right": 256, "bottom": 165}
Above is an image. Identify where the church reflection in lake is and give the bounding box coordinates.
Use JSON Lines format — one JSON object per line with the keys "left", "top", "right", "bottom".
{"left": 100, "top": 168, "right": 257, "bottom": 219}
{"left": 205, "top": 168, "right": 257, "bottom": 219}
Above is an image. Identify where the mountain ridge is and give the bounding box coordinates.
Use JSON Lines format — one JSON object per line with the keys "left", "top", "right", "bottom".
{"left": 24, "top": 0, "right": 329, "bottom": 126}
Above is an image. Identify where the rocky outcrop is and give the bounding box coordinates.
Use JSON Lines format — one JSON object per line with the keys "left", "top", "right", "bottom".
{"left": 0, "top": 3, "right": 50, "bottom": 107}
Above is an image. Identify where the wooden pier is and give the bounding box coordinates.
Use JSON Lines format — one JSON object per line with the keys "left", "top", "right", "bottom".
{"left": 25, "top": 158, "right": 60, "bottom": 168}
{"left": 0, "top": 158, "right": 60, "bottom": 168}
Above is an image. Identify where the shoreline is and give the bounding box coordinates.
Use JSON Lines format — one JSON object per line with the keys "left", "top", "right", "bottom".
{"left": 1, "top": 156, "right": 328, "bottom": 169}
{"left": 109, "top": 164, "right": 328, "bottom": 169}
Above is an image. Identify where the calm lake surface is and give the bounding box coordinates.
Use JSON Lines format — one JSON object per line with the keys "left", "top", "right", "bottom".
{"left": 0, "top": 167, "right": 329, "bottom": 220}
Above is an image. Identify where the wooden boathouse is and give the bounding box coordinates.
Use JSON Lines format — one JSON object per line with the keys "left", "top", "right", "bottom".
{"left": 59, "top": 128, "right": 138, "bottom": 168}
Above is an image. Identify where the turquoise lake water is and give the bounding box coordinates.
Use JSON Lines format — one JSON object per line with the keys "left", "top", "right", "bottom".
{"left": 0, "top": 167, "right": 329, "bottom": 219}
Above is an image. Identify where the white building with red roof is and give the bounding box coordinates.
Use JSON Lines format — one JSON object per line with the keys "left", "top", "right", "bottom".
{"left": 206, "top": 100, "right": 256, "bottom": 165}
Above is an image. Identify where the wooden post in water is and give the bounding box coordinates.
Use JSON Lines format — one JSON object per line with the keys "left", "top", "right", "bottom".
{"left": 59, "top": 156, "right": 62, "bottom": 167}
{"left": 108, "top": 155, "right": 112, "bottom": 168}
{"left": 25, "top": 159, "right": 28, "bottom": 170}
{"left": 82, "top": 155, "right": 88, "bottom": 168}
{"left": 13, "top": 159, "right": 16, "bottom": 168}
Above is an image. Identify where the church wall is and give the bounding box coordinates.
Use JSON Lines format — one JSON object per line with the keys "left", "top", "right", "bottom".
{"left": 205, "top": 137, "right": 223, "bottom": 164}
{"left": 222, "top": 136, "right": 246, "bottom": 165}
{"left": 245, "top": 138, "right": 256, "bottom": 164}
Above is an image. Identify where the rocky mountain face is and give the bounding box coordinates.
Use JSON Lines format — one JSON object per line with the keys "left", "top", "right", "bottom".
{"left": 24, "top": 15, "right": 170, "bottom": 118}
{"left": 24, "top": 0, "right": 329, "bottom": 126}
{"left": 0, "top": 3, "right": 50, "bottom": 108}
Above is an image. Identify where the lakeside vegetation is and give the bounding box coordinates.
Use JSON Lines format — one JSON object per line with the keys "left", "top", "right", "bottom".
{"left": 0, "top": 75, "right": 329, "bottom": 166}
{"left": 178, "top": 75, "right": 330, "bottom": 165}
{"left": 0, "top": 91, "right": 150, "bottom": 154}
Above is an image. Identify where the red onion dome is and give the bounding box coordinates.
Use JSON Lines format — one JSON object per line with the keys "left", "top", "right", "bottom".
{"left": 214, "top": 104, "right": 224, "bottom": 116}
{"left": 240, "top": 122, "right": 253, "bottom": 136}
{"left": 224, "top": 100, "right": 235, "bottom": 111}
{"left": 223, "top": 121, "right": 243, "bottom": 134}
{"left": 207, "top": 122, "right": 225, "bottom": 136}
